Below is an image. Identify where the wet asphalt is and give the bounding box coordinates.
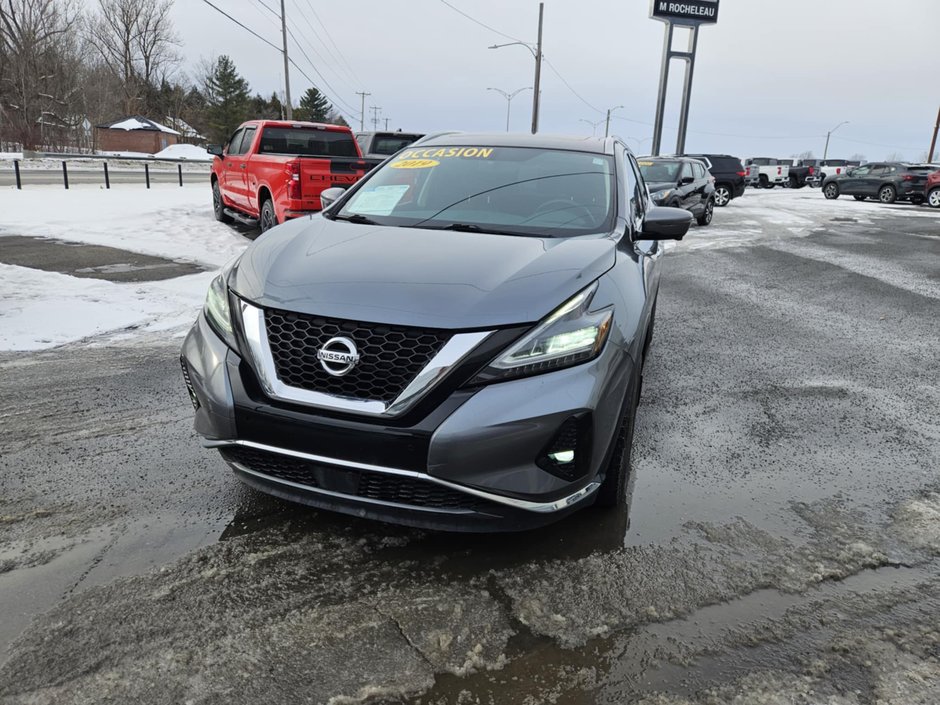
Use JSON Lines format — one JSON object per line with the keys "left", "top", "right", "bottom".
{"left": 0, "top": 194, "right": 938, "bottom": 703}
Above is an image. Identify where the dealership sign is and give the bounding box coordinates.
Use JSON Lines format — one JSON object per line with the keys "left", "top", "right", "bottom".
{"left": 650, "top": 0, "right": 719, "bottom": 25}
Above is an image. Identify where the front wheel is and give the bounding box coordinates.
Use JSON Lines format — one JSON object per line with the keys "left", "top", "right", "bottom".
{"left": 212, "top": 181, "right": 233, "bottom": 223}
{"left": 878, "top": 185, "right": 897, "bottom": 204}
{"left": 259, "top": 199, "right": 278, "bottom": 233}
{"left": 594, "top": 376, "right": 639, "bottom": 508}
{"left": 696, "top": 198, "right": 714, "bottom": 226}
{"left": 928, "top": 188, "right": 940, "bottom": 209}
{"left": 714, "top": 185, "right": 732, "bottom": 207}
{"left": 853, "top": 195, "right": 866, "bottom": 201}
{"left": 824, "top": 183, "right": 840, "bottom": 200}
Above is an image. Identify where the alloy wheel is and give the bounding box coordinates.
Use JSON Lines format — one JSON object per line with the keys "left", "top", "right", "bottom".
{"left": 879, "top": 186, "right": 896, "bottom": 204}
{"left": 929, "top": 189, "right": 940, "bottom": 209}
{"left": 714, "top": 187, "right": 730, "bottom": 207}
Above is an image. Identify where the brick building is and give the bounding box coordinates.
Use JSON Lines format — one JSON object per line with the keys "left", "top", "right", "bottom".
{"left": 95, "top": 116, "right": 180, "bottom": 154}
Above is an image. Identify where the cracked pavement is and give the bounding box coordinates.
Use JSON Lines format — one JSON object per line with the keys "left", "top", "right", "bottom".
{"left": 0, "top": 191, "right": 938, "bottom": 703}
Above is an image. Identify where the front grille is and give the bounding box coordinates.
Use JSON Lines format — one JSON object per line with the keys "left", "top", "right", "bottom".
{"left": 264, "top": 308, "right": 450, "bottom": 403}
{"left": 220, "top": 446, "right": 487, "bottom": 512}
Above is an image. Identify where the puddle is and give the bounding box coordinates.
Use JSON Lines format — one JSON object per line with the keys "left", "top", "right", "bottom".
{"left": 0, "top": 235, "right": 206, "bottom": 281}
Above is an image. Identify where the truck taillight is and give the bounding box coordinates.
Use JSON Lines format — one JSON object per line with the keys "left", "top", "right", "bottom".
{"left": 777, "top": 167, "right": 782, "bottom": 175}
{"left": 835, "top": 168, "right": 842, "bottom": 175}
{"left": 808, "top": 166, "right": 815, "bottom": 175}
{"left": 286, "top": 160, "right": 302, "bottom": 200}
{"left": 737, "top": 171, "right": 746, "bottom": 177}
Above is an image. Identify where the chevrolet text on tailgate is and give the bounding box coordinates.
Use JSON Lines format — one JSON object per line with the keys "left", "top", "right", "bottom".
{"left": 207, "top": 120, "right": 381, "bottom": 233}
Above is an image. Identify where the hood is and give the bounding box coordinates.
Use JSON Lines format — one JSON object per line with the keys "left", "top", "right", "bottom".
{"left": 646, "top": 181, "right": 675, "bottom": 193}
{"left": 229, "top": 215, "right": 616, "bottom": 330}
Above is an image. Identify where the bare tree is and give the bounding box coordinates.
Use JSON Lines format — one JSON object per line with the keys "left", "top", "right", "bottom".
{"left": 0, "top": 0, "right": 82, "bottom": 149}
{"left": 86, "top": 0, "right": 178, "bottom": 115}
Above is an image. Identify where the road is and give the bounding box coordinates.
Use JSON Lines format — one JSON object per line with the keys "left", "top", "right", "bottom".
{"left": 1, "top": 190, "right": 939, "bottom": 704}
{"left": 0, "top": 164, "right": 209, "bottom": 188}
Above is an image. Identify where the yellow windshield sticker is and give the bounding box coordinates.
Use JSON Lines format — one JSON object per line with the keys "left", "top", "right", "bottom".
{"left": 397, "top": 147, "right": 495, "bottom": 160}
{"left": 637, "top": 161, "right": 655, "bottom": 167}
{"left": 390, "top": 159, "right": 439, "bottom": 169}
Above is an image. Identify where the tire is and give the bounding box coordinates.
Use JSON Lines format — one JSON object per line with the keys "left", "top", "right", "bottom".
{"left": 878, "top": 184, "right": 897, "bottom": 204}
{"left": 853, "top": 195, "right": 866, "bottom": 201}
{"left": 594, "top": 374, "right": 640, "bottom": 508}
{"left": 789, "top": 175, "right": 800, "bottom": 189}
{"left": 928, "top": 188, "right": 940, "bottom": 209}
{"left": 713, "top": 184, "right": 732, "bottom": 207}
{"left": 759, "top": 174, "right": 769, "bottom": 189}
{"left": 212, "top": 181, "right": 233, "bottom": 224}
{"left": 259, "top": 198, "right": 278, "bottom": 233}
{"left": 696, "top": 198, "right": 714, "bottom": 226}
{"left": 824, "top": 182, "right": 840, "bottom": 200}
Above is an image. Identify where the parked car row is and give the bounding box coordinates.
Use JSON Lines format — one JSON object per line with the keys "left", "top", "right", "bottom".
{"left": 823, "top": 162, "right": 940, "bottom": 205}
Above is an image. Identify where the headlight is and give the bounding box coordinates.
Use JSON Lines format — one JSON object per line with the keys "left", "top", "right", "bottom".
{"left": 652, "top": 189, "right": 671, "bottom": 204}
{"left": 203, "top": 262, "right": 240, "bottom": 350}
{"left": 474, "top": 282, "right": 613, "bottom": 382}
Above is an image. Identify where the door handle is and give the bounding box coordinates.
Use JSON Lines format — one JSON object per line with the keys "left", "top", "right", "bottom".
{"left": 240, "top": 164, "right": 247, "bottom": 169}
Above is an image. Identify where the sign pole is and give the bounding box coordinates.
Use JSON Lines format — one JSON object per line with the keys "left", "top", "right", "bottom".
{"left": 675, "top": 26, "right": 700, "bottom": 155}
{"left": 650, "top": 23, "right": 674, "bottom": 156}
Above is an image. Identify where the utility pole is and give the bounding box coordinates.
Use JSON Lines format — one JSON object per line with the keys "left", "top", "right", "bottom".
{"left": 280, "top": 0, "right": 292, "bottom": 119}
{"left": 531, "top": 2, "right": 544, "bottom": 134}
{"left": 823, "top": 121, "right": 849, "bottom": 161}
{"left": 355, "top": 91, "right": 371, "bottom": 132}
{"left": 384, "top": 117, "right": 390, "bottom": 130}
{"left": 370, "top": 106, "right": 381, "bottom": 130}
{"left": 929, "top": 105, "right": 940, "bottom": 163}
{"left": 604, "top": 105, "right": 624, "bottom": 138}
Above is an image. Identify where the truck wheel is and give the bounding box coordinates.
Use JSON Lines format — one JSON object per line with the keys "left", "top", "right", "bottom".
{"left": 759, "top": 174, "right": 770, "bottom": 189}
{"left": 212, "top": 181, "right": 233, "bottom": 224}
{"left": 878, "top": 185, "right": 897, "bottom": 204}
{"left": 713, "top": 185, "right": 731, "bottom": 207}
{"left": 853, "top": 195, "right": 866, "bottom": 201}
{"left": 594, "top": 374, "right": 639, "bottom": 508}
{"left": 696, "top": 198, "right": 714, "bottom": 226}
{"left": 260, "top": 199, "right": 278, "bottom": 233}
{"left": 928, "top": 188, "right": 940, "bottom": 209}
{"left": 824, "top": 183, "right": 840, "bottom": 199}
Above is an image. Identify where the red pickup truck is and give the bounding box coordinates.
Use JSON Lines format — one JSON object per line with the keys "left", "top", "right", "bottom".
{"left": 208, "top": 120, "right": 379, "bottom": 232}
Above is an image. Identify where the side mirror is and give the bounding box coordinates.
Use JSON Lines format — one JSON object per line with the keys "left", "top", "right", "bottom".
{"left": 319, "top": 186, "right": 347, "bottom": 210}
{"left": 207, "top": 144, "right": 224, "bottom": 157}
{"left": 636, "top": 207, "right": 692, "bottom": 241}
{"left": 679, "top": 175, "right": 694, "bottom": 185}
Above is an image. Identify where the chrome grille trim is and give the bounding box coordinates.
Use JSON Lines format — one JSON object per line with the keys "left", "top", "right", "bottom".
{"left": 207, "top": 439, "right": 600, "bottom": 513}
{"left": 238, "top": 299, "right": 492, "bottom": 417}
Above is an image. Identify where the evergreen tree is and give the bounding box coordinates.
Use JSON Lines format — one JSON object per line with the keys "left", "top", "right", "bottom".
{"left": 204, "top": 55, "right": 250, "bottom": 143}
{"left": 295, "top": 86, "right": 331, "bottom": 122}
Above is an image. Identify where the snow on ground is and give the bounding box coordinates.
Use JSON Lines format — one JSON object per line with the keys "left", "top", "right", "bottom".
{"left": 0, "top": 184, "right": 248, "bottom": 351}
{"left": 153, "top": 144, "right": 212, "bottom": 161}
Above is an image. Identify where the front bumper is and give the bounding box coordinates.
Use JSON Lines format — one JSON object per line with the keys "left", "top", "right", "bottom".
{"left": 180, "top": 312, "right": 634, "bottom": 531}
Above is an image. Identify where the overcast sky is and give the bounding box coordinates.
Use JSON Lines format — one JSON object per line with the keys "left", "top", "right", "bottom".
{"left": 165, "top": 0, "right": 939, "bottom": 161}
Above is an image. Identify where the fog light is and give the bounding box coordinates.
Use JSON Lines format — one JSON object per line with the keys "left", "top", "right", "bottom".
{"left": 549, "top": 450, "right": 575, "bottom": 464}
{"left": 537, "top": 416, "right": 591, "bottom": 482}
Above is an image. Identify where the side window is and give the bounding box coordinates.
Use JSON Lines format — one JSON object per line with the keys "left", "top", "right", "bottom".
{"left": 693, "top": 162, "right": 706, "bottom": 179}
{"left": 679, "top": 162, "right": 693, "bottom": 181}
{"left": 625, "top": 152, "right": 647, "bottom": 221}
{"left": 868, "top": 166, "right": 885, "bottom": 176}
{"left": 231, "top": 127, "right": 256, "bottom": 156}
{"left": 225, "top": 128, "right": 244, "bottom": 155}
{"left": 853, "top": 166, "right": 871, "bottom": 176}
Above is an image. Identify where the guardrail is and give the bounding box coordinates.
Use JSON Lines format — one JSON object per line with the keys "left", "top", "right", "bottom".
{"left": 7, "top": 152, "right": 212, "bottom": 190}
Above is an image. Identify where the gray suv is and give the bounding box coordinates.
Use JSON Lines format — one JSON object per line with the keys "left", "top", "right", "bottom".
{"left": 180, "top": 133, "right": 691, "bottom": 531}
{"left": 823, "top": 162, "right": 934, "bottom": 204}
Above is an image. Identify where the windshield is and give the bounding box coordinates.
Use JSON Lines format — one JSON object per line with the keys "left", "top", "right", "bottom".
{"left": 370, "top": 134, "right": 423, "bottom": 155}
{"left": 637, "top": 160, "right": 680, "bottom": 183}
{"left": 335, "top": 146, "right": 615, "bottom": 237}
{"left": 259, "top": 126, "right": 359, "bottom": 157}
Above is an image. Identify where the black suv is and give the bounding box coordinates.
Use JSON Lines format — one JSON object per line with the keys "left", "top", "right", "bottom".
{"left": 638, "top": 156, "right": 716, "bottom": 225}
{"left": 681, "top": 153, "right": 746, "bottom": 207}
{"left": 823, "top": 163, "right": 935, "bottom": 205}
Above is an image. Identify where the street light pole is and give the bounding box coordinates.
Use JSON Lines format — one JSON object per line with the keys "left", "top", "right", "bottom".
{"left": 488, "top": 2, "right": 544, "bottom": 134}
{"left": 579, "top": 118, "right": 604, "bottom": 137}
{"left": 823, "top": 121, "right": 849, "bottom": 161}
{"left": 604, "top": 105, "right": 624, "bottom": 138}
{"left": 487, "top": 87, "right": 532, "bottom": 132}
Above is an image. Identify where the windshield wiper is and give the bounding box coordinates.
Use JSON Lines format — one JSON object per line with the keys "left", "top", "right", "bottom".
{"left": 331, "top": 213, "right": 380, "bottom": 225}
{"left": 414, "top": 222, "right": 532, "bottom": 237}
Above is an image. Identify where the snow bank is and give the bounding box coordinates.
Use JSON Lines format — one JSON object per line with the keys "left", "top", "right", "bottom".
{"left": 0, "top": 151, "right": 23, "bottom": 160}
{"left": 153, "top": 143, "right": 213, "bottom": 161}
{"left": 97, "top": 150, "right": 155, "bottom": 159}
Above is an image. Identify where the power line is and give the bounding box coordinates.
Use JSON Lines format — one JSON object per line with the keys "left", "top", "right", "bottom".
{"left": 198, "top": 0, "right": 281, "bottom": 52}
{"left": 542, "top": 57, "right": 603, "bottom": 115}
{"left": 284, "top": 4, "right": 360, "bottom": 100}
{"left": 437, "top": 0, "right": 525, "bottom": 43}
{"left": 285, "top": 26, "right": 359, "bottom": 114}
{"left": 251, "top": 0, "right": 279, "bottom": 18}
{"left": 294, "top": 0, "right": 363, "bottom": 88}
